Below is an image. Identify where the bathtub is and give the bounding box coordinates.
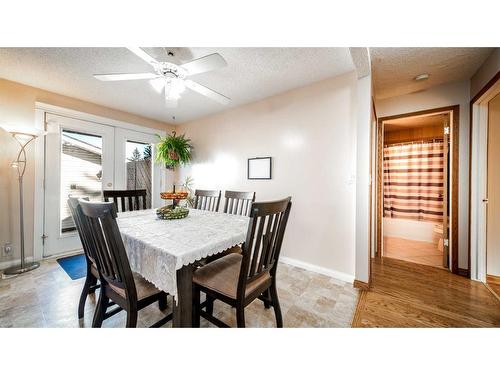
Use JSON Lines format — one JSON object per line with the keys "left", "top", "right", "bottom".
{"left": 383, "top": 217, "right": 438, "bottom": 243}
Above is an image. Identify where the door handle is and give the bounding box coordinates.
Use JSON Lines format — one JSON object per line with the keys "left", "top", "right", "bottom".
{"left": 483, "top": 198, "right": 489, "bottom": 203}
{"left": 107, "top": 182, "right": 113, "bottom": 187}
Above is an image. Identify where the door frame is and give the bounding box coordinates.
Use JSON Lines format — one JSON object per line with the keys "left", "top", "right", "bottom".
{"left": 469, "top": 72, "right": 500, "bottom": 281}
{"left": 33, "top": 102, "right": 167, "bottom": 262}
{"left": 375, "top": 105, "right": 460, "bottom": 274}
{"left": 43, "top": 114, "right": 115, "bottom": 257}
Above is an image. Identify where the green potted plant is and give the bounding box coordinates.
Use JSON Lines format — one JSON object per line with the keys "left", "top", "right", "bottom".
{"left": 155, "top": 131, "right": 193, "bottom": 169}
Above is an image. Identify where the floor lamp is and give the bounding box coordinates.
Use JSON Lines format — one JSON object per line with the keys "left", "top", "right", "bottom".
{"left": 1, "top": 124, "right": 46, "bottom": 275}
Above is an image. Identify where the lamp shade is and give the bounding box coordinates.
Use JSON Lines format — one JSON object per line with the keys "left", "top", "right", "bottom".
{"left": 0, "top": 124, "right": 46, "bottom": 137}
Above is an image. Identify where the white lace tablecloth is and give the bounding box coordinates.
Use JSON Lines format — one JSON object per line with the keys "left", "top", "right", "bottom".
{"left": 116, "top": 208, "right": 249, "bottom": 299}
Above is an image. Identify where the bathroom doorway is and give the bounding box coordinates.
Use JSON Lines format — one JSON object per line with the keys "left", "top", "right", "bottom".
{"left": 376, "top": 106, "right": 460, "bottom": 273}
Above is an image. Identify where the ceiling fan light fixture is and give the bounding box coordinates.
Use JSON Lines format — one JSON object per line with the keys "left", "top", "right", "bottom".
{"left": 165, "top": 77, "right": 186, "bottom": 100}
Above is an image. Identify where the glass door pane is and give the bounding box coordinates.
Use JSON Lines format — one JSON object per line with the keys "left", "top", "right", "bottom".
{"left": 60, "top": 129, "right": 103, "bottom": 233}
{"left": 126, "top": 140, "right": 152, "bottom": 209}
{"left": 114, "top": 128, "right": 161, "bottom": 209}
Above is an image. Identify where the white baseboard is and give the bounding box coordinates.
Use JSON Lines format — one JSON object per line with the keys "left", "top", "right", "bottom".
{"left": 0, "top": 256, "right": 34, "bottom": 272}
{"left": 0, "top": 249, "right": 84, "bottom": 272}
{"left": 279, "top": 256, "right": 355, "bottom": 284}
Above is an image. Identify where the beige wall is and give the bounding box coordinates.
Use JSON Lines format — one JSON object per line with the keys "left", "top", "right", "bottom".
{"left": 471, "top": 48, "right": 500, "bottom": 99}
{"left": 176, "top": 72, "right": 359, "bottom": 280}
{"left": 0, "top": 78, "right": 173, "bottom": 266}
{"left": 487, "top": 93, "right": 500, "bottom": 276}
{"left": 375, "top": 80, "right": 471, "bottom": 270}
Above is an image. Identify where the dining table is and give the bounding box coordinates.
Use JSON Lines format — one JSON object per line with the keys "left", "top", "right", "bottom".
{"left": 116, "top": 207, "right": 249, "bottom": 327}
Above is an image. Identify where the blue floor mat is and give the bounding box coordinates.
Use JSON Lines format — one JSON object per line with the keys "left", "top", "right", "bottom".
{"left": 56, "top": 254, "right": 87, "bottom": 280}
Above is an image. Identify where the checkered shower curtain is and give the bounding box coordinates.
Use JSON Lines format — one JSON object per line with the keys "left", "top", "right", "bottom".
{"left": 383, "top": 141, "right": 444, "bottom": 222}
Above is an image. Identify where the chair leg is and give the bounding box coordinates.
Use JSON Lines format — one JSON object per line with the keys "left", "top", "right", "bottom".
{"left": 205, "top": 294, "right": 215, "bottom": 315}
{"left": 92, "top": 292, "right": 108, "bottom": 328}
{"left": 193, "top": 286, "right": 201, "bottom": 328}
{"left": 262, "top": 289, "right": 272, "bottom": 309}
{"left": 236, "top": 306, "right": 245, "bottom": 328}
{"left": 158, "top": 292, "right": 168, "bottom": 311}
{"left": 126, "top": 309, "right": 138, "bottom": 328}
{"left": 78, "top": 273, "right": 96, "bottom": 319}
{"left": 88, "top": 275, "right": 98, "bottom": 294}
{"left": 269, "top": 282, "right": 283, "bottom": 328}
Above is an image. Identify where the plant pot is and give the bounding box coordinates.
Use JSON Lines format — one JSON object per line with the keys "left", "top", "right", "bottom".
{"left": 168, "top": 151, "right": 179, "bottom": 161}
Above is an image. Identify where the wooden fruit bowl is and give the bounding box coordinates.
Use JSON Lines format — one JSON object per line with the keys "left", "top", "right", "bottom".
{"left": 160, "top": 191, "right": 189, "bottom": 200}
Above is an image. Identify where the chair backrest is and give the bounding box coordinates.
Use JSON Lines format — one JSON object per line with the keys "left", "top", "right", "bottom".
{"left": 67, "top": 196, "right": 96, "bottom": 265}
{"left": 194, "top": 189, "right": 221, "bottom": 212}
{"left": 223, "top": 190, "right": 256, "bottom": 216}
{"left": 78, "top": 200, "right": 137, "bottom": 303}
{"left": 103, "top": 189, "right": 147, "bottom": 212}
{"left": 237, "top": 197, "right": 292, "bottom": 298}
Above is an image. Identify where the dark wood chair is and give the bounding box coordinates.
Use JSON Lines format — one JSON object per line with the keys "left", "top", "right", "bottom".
{"left": 194, "top": 189, "right": 221, "bottom": 212}
{"left": 223, "top": 190, "right": 256, "bottom": 216}
{"left": 193, "top": 197, "right": 292, "bottom": 328}
{"left": 202, "top": 190, "right": 256, "bottom": 266}
{"left": 78, "top": 199, "right": 171, "bottom": 328}
{"left": 69, "top": 197, "right": 126, "bottom": 322}
{"left": 68, "top": 196, "right": 102, "bottom": 320}
{"left": 103, "top": 189, "right": 147, "bottom": 212}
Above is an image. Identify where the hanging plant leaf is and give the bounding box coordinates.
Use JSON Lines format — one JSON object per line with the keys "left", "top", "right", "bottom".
{"left": 155, "top": 131, "right": 193, "bottom": 169}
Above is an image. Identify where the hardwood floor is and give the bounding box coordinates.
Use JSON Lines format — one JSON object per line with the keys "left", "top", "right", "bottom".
{"left": 352, "top": 257, "right": 500, "bottom": 327}
{"left": 384, "top": 236, "right": 443, "bottom": 269}
{"left": 486, "top": 275, "right": 500, "bottom": 301}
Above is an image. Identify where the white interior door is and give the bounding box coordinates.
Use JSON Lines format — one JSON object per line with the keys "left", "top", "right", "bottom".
{"left": 43, "top": 114, "right": 115, "bottom": 257}
{"left": 114, "top": 128, "right": 162, "bottom": 209}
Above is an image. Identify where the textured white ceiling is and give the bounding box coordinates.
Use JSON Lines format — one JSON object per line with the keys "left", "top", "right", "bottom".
{"left": 0, "top": 47, "right": 355, "bottom": 124}
{"left": 371, "top": 47, "right": 494, "bottom": 99}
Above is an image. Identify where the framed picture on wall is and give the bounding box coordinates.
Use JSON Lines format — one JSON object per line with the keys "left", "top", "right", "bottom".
{"left": 248, "top": 157, "right": 272, "bottom": 180}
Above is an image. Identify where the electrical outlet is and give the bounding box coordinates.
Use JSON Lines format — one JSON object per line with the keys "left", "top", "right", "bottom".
{"left": 2, "top": 243, "right": 13, "bottom": 256}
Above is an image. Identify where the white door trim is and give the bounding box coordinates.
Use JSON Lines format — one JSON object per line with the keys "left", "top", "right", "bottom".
{"left": 33, "top": 104, "right": 167, "bottom": 261}
{"left": 470, "top": 79, "right": 500, "bottom": 281}
{"left": 34, "top": 102, "right": 162, "bottom": 136}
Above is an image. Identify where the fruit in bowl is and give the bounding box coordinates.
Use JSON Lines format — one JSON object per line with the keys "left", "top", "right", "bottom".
{"left": 160, "top": 191, "right": 189, "bottom": 200}
{"left": 156, "top": 205, "right": 189, "bottom": 220}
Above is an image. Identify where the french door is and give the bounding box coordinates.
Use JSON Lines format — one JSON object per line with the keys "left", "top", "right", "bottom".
{"left": 43, "top": 114, "right": 160, "bottom": 257}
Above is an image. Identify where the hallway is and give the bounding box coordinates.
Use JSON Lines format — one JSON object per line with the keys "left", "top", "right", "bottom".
{"left": 352, "top": 257, "right": 500, "bottom": 327}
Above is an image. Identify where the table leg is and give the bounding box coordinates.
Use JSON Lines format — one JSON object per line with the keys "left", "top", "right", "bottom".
{"left": 173, "top": 264, "right": 195, "bottom": 327}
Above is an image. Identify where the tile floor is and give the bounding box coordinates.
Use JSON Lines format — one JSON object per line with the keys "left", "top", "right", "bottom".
{"left": 0, "top": 258, "right": 358, "bottom": 328}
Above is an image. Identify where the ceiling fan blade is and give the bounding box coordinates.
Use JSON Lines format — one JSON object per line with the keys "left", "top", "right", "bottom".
{"left": 127, "top": 47, "right": 159, "bottom": 66}
{"left": 94, "top": 73, "right": 158, "bottom": 81}
{"left": 185, "top": 79, "right": 231, "bottom": 105}
{"left": 149, "top": 78, "right": 165, "bottom": 94}
{"left": 181, "top": 53, "right": 227, "bottom": 76}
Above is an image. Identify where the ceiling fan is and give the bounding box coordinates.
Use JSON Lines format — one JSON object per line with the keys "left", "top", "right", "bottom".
{"left": 93, "top": 47, "right": 230, "bottom": 108}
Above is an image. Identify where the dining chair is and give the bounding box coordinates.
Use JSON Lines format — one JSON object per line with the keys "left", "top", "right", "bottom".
{"left": 78, "top": 199, "right": 172, "bottom": 328}
{"left": 194, "top": 189, "right": 221, "bottom": 212}
{"left": 68, "top": 196, "right": 101, "bottom": 319}
{"left": 103, "top": 189, "right": 147, "bottom": 212}
{"left": 202, "top": 190, "right": 256, "bottom": 266}
{"left": 192, "top": 197, "right": 292, "bottom": 328}
{"left": 223, "top": 190, "right": 256, "bottom": 216}
{"left": 69, "top": 196, "right": 127, "bottom": 322}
